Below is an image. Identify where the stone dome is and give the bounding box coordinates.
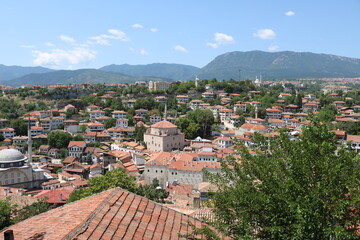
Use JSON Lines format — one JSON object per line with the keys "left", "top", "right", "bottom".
{"left": 0, "top": 149, "right": 27, "bottom": 163}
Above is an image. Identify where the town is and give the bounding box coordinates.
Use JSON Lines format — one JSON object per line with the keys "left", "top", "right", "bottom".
{"left": 0, "top": 77, "right": 359, "bottom": 238}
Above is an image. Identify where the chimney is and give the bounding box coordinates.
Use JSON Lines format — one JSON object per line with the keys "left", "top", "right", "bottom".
{"left": 4, "top": 188, "right": 9, "bottom": 196}
{"left": 59, "top": 193, "right": 63, "bottom": 202}
{"left": 17, "top": 189, "right": 23, "bottom": 196}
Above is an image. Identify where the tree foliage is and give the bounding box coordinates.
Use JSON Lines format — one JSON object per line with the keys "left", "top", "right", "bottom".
{"left": 47, "top": 130, "right": 73, "bottom": 149}
{"left": 0, "top": 199, "right": 12, "bottom": 230}
{"left": 10, "top": 118, "right": 28, "bottom": 136}
{"left": 206, "top": 121, "right": 360, "bottom": 239}
{"left": 176, "top": 109, "right": 214, "bottom": 139}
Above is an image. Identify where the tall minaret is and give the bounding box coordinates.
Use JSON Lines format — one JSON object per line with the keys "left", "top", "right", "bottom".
{"left": 195, "top": 75, "right": 199, "bottom": 88}
{"left": 164, "top": 103, "right": 168, "bottom": 121}
{"left": 27, "top": 117, "right": 33, "bottom": 165}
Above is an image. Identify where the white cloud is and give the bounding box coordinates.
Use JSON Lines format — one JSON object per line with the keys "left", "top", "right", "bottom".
{"left": 253, "top": 29, "right": 276, "bottom": 40}
{"left": 268, "top": 44, "right": 279, "bottom": 51}
{"left": 45, "top": 42, "right": 55, "bottom": 47}
{"left": 285, "top": 11, "right": 295, "bottom": 16}
{"left": 206, "top": 42, "right": 219, "bottom": 49}
{"left": 132, "top": 23, "right": 143, "bottom": 28}
{"left": 174, "top": 45, "right": 188, "bottom": 53}
{"left": 206, "top": 32, "right": 235, "bottom": 48}
{"left": 139, "top": 49, "right": 149, "bottom": 55}
{"left": 88, "top": 29, "right": 129, "bottom": 45}
{"left": 129, "top": 48, "right": 149, "bottom": 55}
{"left": 32, "top": 47, "right": 96, "bottom": 67}
{"left": 20, "top": 45, "right": 35, "bottom": 48}
{"left": 60, "top": 35, "right": 75, "bottom": 43}
{"left": 150, "top": 28, "right": 158, "bottom": 32}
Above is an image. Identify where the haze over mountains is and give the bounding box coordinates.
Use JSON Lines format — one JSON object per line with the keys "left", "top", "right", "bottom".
{"left": 1, "top": 51, "right": 360, "bottom": 87}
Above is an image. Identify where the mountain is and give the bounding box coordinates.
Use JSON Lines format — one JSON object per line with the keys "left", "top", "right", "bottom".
{"left": 1, "top": 69, "right": 170, "bottom": 87}
{"left": 0, "top": 64, "right": 53, "bottom": 82}
{"left": 197, "top": 51, "right": 360, "bottom": 80}
{"left": 100, "top": 63, "right": 200, "bottom": 80}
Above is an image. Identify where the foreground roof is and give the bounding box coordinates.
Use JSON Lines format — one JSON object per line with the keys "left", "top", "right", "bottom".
{"left": 2, "top": 188, "right": 223, "bottom": 239}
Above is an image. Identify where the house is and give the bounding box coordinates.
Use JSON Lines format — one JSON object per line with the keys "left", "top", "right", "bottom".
{"left": 116, "top": 118, "right": 128, "bottom": 127}
{"left": 86, "top": 104, "right": 99, "bottom": 112}
{"left": 112, "top": 110, "right": 127, "bottom": 119}
{"left": 87, "top": 122, "right": 105, "bottom": 132}
{"left": 202, "top": 92, "right": 215, "bottom": 99}
{"left": 233, "top": 103, "right": 247, "bottom": 113}
{"left": 64, "top": 104, "right": 76, "bottom": 111}
{"left": 1, "top": 188, "right": 226, "bottom": 240}
{"left": 39, "top": 145, "right": 50, "bottom": 154}
{"left": 63, "top": 162, "right": 89, "bottom": 179}
{"left": 268, "top": 118, "right": 286, "bottom": 128}
{"left": 89, "top": 110, "right": 105, "bottom": 120}
{"left": 155, "top": 96, "right": 167, "bottom": 103}
{"left": 190, "top": 99, "right": 204, "bottom": 109}
{"left": 176, "top": 95, "right": 189, "bottom": 103}
{"left": 345, "top": 135, "right": 360, "bottom": 154}
{"left": 0, "top": 128, "right": 15, "bottom": 139}
{"left": 68, "top": 141, "right": 86, "bottom": 158}
{"left": 266, "top": 108, "right": 283, "bottom": 119}
{"left": 41, "top": 179, "right": 61, "bottom": 190}
{"left": 135, "top": 109, "right": 148, "bottom": 118}
{"left": 30, "top": 126, "right": 43, "bottom": 137}
{"left": 217, "top": 137, "right": 233, "bottom": 148}
{"left": 149, "top": 115, "right": 162, "bottom": 124}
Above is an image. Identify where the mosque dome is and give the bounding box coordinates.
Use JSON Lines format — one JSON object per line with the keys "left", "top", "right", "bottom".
{"left": 0, "top": 149, "right": 27, "bottom": 163}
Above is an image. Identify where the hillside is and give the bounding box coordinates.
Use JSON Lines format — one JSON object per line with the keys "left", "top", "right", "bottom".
{"left": 1, "top": 69, "right": 169, "bottom": 87}
{"left": 197, "top": 51, "right": 360, "bottom": 80}
{"left": 100, "top": 63, "right": 199, "bottom": 80}
{"left": 0, "top": 64, "right": 53, "bottom": 82}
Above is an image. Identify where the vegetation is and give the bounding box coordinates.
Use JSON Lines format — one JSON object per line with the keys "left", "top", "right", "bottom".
{"left": 47, "top": 130, "right": 73, "bottom": 149}
{"left": 203, "top": 121, "right": 360, "bottom": 239}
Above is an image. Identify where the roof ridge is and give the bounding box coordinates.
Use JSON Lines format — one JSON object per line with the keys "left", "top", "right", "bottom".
{"left": 64, "top": 188, "right": 120, "bottom": 240}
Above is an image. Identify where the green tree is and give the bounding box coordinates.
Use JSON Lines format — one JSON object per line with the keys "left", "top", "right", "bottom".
{"left": 47, "top": 130, "right": 73, "bottom": 149}
{"left": 134, "top": 124, "right": 146, "bottom": 142}
{"left": 206, "top": 121, "right": 360, "bottom": 239}
{"left": 13, "top": 201, "right": 55, "bottom": 223}
{"left": 0, "top": 199, "right": 12, "bottom": 230}
{"left": 73, "top": 134, "right": 85, "bottom": 141}
{"left": 104, "top": 118, "right": 116, "bottom": 129}
{"left": 10, "top": 118, "right": 28, "bottom": 136}
{"left": 67, "top": 168, "right": 137, "bottom": 202}
{"left": 317, "top": 104, "right": 337, "bottom": 123}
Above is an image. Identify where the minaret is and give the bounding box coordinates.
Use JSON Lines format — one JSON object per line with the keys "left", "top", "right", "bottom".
{"left": 164, "top": 103, "right": 168, "bottom": 121}
{"left": 195, "top": 75, "right": 199, "bottom": 88}
{"left": 255, "top": 106, "right": 258, "bottom": 119}
{"left": 27, "top": 117, "right": 33, "bottom": 165}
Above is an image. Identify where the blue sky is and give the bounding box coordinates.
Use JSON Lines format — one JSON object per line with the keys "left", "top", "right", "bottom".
{"left": 1, "top": 0, "right": 359, "bottom": 69}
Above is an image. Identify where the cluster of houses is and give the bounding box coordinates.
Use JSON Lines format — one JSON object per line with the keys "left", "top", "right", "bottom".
{"left": 0, "top": 82, "right": 359, "bottom": 211}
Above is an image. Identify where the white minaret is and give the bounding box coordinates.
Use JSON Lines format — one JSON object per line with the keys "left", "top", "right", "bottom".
{"left": 195, "top": 75, "right": 199, "bottom": 88}
{"left": 164, "top": 103, "right": 168, "bottom": 121}
{"left": 27, "top": 118, "right": 33, "bottom": 165}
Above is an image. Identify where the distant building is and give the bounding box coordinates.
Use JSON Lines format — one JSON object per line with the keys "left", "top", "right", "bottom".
{"left": 144, "top": 121, "right": 185, "bottom": 152}
{"left": 148, "top": 81, "right": 171, "bottom": 91}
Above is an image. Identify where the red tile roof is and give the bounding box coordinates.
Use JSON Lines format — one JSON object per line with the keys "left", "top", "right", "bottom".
{"left": 2, "top": 188, "right": 226, "bottom": 239}
{"left": 151, "top": 120, "right": 177, "bottom": 128}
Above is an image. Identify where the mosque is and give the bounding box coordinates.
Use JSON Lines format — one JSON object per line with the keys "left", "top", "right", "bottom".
{"left": 0, "top": 122, "right": 47, "bottom": 189}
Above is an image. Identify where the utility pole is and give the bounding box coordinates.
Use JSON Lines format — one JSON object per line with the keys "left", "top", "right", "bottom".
{"left": 238, "top": 69, "right": 241, "bottom": 81}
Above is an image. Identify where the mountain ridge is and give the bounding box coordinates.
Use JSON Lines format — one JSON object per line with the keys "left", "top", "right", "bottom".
{"left": 1, "top": 50, "right": 360, "bottom": 87}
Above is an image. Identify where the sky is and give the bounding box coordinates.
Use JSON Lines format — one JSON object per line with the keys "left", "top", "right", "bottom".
{"left": 0, "top": 0, "right": 359, "bottom": 70}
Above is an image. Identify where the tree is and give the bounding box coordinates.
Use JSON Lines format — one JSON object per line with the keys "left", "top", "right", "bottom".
{"left": 73, "top": 134, "right": 85, "bottom": 141}
{"left": 134, "top": 124, "right": 146, "bottom": 142}
{"left": 67, "top": 168, "right": 137, "bottom": 202}
{"left": 206, "top": 121, "right": 360, "bottom": 239}
{"left": 104, "top": 118, "right": 116, "bottom": 129}
{"left": 0, "top": 199, "right": 12, "bottom": 230}
{"left": 10, "top": 118, "right": 28, "bottom": 136}
{"left": 13, "top": 201, "right": 55, "bottom": 223}
{"left": 47, "top": 130, "right": 73, "bottom": 149}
